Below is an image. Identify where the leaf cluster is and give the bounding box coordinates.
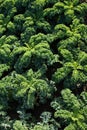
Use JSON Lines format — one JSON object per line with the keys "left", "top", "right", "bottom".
{"left": 0, "top": 0, "right": 87, "bottom": 130}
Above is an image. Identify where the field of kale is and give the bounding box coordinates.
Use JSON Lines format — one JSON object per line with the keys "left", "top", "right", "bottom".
{"left": 0, "top": 0, "right": 87, "bottom": 129}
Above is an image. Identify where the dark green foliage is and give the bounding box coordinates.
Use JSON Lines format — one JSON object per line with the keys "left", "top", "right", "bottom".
{"left": 52, "top": 50, "right": 87, "bottom": 89}
{"left": 51, "top": 89, "right": 87, "bottom": 130}
{"left": 0, "top": 0, "right": 87, "bottom": 129}
{"left": 29, "top": 112, "right": 60, "bottom": 130}
{"left": 11, "top": 40, "right": 59, "bottom": 72}
{"left": 0, "top": 65, "right": 55, "bottom": 109}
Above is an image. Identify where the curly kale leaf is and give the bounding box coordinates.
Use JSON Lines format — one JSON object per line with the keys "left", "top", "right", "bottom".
{"left": 51, "top": 89, "right": 87, "bottom": 130}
